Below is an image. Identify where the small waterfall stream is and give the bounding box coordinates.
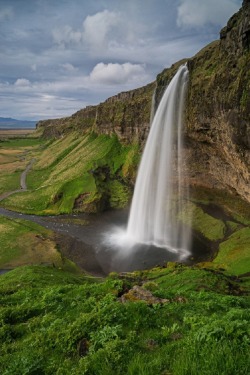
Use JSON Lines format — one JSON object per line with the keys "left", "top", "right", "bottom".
{"left": 125, "top": 64, "right": 191, "bottom": 256}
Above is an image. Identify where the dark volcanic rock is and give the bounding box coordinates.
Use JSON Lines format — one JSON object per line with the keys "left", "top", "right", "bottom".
{"left": 185, "top": 0, "right": 250, "bottom": 203}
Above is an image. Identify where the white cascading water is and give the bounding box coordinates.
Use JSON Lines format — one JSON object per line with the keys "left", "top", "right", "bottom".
{"left": 126, "top": 64, "right": 191, "bottom": 255}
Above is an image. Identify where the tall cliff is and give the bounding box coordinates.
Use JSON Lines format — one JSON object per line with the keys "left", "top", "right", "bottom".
{"left": 38, "top": 83, "right": 155, "bottom": 145}
{"left": 37, "top": 0, "right": 250, "bottom": 203}
{"left": 186, "top": 0, "right": 250, "bottom": 202}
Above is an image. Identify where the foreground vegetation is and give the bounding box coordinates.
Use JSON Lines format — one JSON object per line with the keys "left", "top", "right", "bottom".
{"left": 0, "top": 264, "right": 249, "bottom": 374}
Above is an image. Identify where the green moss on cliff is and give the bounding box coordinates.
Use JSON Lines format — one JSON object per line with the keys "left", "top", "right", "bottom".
{"left": 107, "top": 180, "right": 131, "bottom": 209}
{"left": 191, "top": 187, "right": 250, "bottom": 225}
{"left": 213, "top": 227, "right": 250, "bottom": 275}
{"left": 180, "top": 201, "right": 226, "bottom": 241}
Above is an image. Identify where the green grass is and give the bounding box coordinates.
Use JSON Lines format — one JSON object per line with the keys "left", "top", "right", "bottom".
{"left": 0, "top": 265, "right": 249, "bottom": 374}
{"left": 0, "top": 172, "right": 21, "bottom": 194}
{"left": 213, "top": 227, "right": 250, "bottom": 275}
{"left": 0, "top": 137, "right": 44, "bottom": 148}
{"left": 0, "top": 136, "right": 47, "bottom": 196}
{"left": 0, "top": 215, "right": 64, "bottom": 269}
{"left": 51, "top": 174, "right": 96, "bottom": 214}
{"left": 1, "top": 184, "right": 59, "bottom": 214}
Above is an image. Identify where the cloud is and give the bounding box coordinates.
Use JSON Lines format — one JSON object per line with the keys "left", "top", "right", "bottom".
{"left": 0, "top": 80, "right": 87, "bottom": 120}
{"left": 52, "top": 9, "right": 120, "bottom": 51}
{"left": 52, "top": 25, "right": 82, "bottom": 46}
{"left": 177, "top": 0, "right": 240, "bottom": 28}
{"left": 14, "top": 78, "right": 31, "bottom": 86}
{"left": 60, "top": 63, "right": 78, "bottom": 72}
{"left": 0, "top": 0, "right": 242, "bottom": 121}
{"left": 89, "top": 62, "right": 147, "bottom": 85}
{"left": 83, "top": 10, "right": 120, "bottom": 49}
{"left": 0, "top": 7, "right": 13, "bottom": 21}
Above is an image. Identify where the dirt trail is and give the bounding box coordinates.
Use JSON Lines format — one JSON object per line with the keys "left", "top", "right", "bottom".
{"left": 20, "top": 158, "right": 36, "bottom": 190}
{"left": 0, "top": 158, "right": 36, "bottom": 202}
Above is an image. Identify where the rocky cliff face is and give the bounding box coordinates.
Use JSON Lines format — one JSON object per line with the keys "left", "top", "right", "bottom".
{"left": 138, "top": 0, "right": 250, "bottom": 203}
{"left": 37, "top": 1, "right": 250, "bottom": 203}
{"left": 186, "top": 0, "right": 250, "bottom": 203}
{"left": 37, "top": 83, "right": 155, "bottom": 145}
{"left": 93, "top": 83, "right": 154, "bottom": 144}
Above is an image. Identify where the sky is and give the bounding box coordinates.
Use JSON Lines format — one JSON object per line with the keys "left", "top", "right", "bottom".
{"left": 0, "top": 0, "right": 242, "bottom": 121}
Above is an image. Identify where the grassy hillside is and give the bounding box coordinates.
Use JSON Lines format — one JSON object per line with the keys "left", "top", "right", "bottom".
{"left": 0, "top": 137, "right": 44, "bottom": 195}
{"left": 0, "top": 215, "right": 79, "bottom": 273}
{"left": 0, "top": 132, "right": 140, "bottom": 214}
{"left": 0, "top": 264, "right": 249, "bottom": 374}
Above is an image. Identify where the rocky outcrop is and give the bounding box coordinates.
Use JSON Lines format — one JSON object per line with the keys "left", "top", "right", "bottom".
{"left": 119, "top": 285, "right": 170, "bottom": 304}
{"left": 37, "top": 105, "right": 98, "bottom": 138}
{"left": 220, "top": 0, "right": 250, "bottom": 53}
{"left": 93, "top": 83, "right": 154, "bottom": 143}
{"left": 37, "top": 83, "right": 154, "bottom": 145}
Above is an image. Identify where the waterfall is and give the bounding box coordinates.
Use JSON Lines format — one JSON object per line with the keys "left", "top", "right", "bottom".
{"left": 126, "top": 64, "right": 191, "bottom": 254}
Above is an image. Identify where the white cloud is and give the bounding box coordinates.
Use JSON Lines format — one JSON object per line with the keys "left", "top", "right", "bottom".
{"left": 83, "top": 10, "right": 120, "bottom": 49}
{"left": 177, "top": 0, "right": 240, "bottom": 28}
{"left": 14, "top": 78, "right": 31, "bottom": 86}
{"left": 89, "top": 62, "right": 147, "bottom": 85}
{"left": 52, "top": 10, "right": 120, "bottom": 50}
{"left": 0, "top": 7, "right": 13, "bottom": 21}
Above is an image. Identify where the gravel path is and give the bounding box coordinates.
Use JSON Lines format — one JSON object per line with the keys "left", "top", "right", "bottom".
{"left": 0, "top": 158, "right": 36, "bottom": 202}
{"left": 20, "top": 158, "right": 36, "bottom": 190}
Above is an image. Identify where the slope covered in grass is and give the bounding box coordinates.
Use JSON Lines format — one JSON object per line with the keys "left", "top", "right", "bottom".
{"left": 0, "top": 264, "right": 249, "bottom": 374}
{"left": 0, "top": 137, "right": 45, "bottom": 195}
{"left": 213, "top": 227, "right": 250, "bottom": 275}
{"left": 0, "top": 215, "right": 78, "bottom": 272}
{"left": 1, "top": 132, "right": 140, "bottom": 214}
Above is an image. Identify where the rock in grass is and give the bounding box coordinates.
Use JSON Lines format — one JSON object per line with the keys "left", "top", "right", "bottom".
{"left": 120, "top": 285, "right": 170, "bottom": 304}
